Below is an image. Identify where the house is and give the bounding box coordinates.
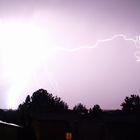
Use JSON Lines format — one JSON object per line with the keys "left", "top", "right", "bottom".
{"left": 0, "top": 120, "right": 22, "bottom": 140}
{"left": 31, "top": 111, "right": 80, "bottom": 140}
{"left": 30, "top": 111, "right": 139, "bottom": 140}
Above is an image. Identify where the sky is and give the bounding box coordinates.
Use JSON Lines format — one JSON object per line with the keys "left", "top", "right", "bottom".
{"left": 0, "top": 0, "right": 140, "bottom": 109}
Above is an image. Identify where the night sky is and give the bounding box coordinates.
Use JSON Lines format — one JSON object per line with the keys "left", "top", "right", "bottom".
{"left": 0, "top": 0, "right": 140, "bottom": 109}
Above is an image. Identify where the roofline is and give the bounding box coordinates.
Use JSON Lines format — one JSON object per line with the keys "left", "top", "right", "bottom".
{"left": 0, "top": 120, "right": 23, "bottom": 128}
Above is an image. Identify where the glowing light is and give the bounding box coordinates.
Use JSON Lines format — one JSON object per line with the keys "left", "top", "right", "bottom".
{"left": 66, "top": 132, "right": 72, "bottom": 140}
{"left": 0, "top": 20, "right": 55, "bottom": 109}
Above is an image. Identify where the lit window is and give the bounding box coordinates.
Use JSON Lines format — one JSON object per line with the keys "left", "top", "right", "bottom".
{"left": 66, "top": 132, "right": 72, "bottom": 140}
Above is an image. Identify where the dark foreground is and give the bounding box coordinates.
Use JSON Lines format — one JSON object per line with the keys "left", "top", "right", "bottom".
{"left": 0, "top": 111, "right": 139, "bottom": 140}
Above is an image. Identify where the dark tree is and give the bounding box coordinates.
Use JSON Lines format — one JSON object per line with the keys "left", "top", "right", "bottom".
{"left": 121, "top": 94, "right": 140, "bottom": 113}
{"left": 0, "top": 109, "right": 5, "bottom": 120}
{"left": 30, "top": 89, "right": 68, "bottom": 112}
{"left": 73, "top": 103, "right": 88, "bottom": 115}
{"left": 18, "top": 95, "right": 31, "bottom": 112}
{"left": 89, "top": 104, "right": 102, "bottom": 114}
{"left": 18, "top": 95, "right": 32, "bottom": 125}
{"left": 18, "top": 89, "right": 68, "bottom": 125}
{"left": 18, "top": 89, "right": 68, "bottom": 113}
{"left": 89, "top": 104, "right": 102, "bottom": 117}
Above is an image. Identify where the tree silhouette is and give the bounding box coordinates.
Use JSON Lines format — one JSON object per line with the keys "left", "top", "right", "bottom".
{"left": 89, "top": 104, "right": 102, "bottom": 114}
{"left": 73, "top": 103, "right": 88, "bottom": 115}
{"left": 18, "top": 89, "right": 68, "bottom": 113}
{"left": 31, "top": 89, "right": 68, "bottom": 112}
{"left": 18, "top": 89, "right": 68, "bottom": 125}
{"left": 18, "top": 95, "right": 31, "bottom": 112}
{"left": 121, "top": 94, "right": 140, "bottom": 113}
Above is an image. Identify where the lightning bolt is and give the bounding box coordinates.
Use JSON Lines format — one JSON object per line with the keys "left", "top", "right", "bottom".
{"left": 53, "top": 34, "right": 140, "bottom": 61}
{"left": 49, "top": 34, "right": 140, "bottom": 96}
{"left": 56, "top": 34, "right": 140, "bottom": 50}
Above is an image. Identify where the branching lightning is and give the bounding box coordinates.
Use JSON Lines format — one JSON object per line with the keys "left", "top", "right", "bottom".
{"left": 54, "top": 34, "right": 140, "bottom": 61}
{"left": 47, "top": 34, "right": 140, "bottom": 95}
{"left": 58, "top": 34, "right": 140, "bottom": 50}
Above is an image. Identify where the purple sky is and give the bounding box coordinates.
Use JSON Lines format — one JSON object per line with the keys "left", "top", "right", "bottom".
{"left": 0, "top": 0, "right": 140, "bottom": 109}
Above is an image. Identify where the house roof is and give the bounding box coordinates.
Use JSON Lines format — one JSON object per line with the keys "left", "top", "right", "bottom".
{"left": 0, "top": 120, "right": 22, "bottom": 128}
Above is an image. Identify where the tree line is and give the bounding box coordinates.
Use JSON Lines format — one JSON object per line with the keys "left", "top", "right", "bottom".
{"left": 0, "top": 89, "right": 140, "bottom": 125}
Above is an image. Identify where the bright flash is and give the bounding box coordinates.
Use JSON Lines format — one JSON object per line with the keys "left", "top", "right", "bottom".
{"left": 0, "top": 20, "right": 55, "bottom": 109}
